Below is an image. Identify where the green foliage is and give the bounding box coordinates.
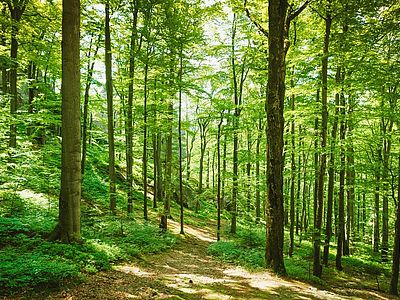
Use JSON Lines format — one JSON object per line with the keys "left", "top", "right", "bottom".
{"left": 0, "top": 252, "right": 79, "bottom": 289}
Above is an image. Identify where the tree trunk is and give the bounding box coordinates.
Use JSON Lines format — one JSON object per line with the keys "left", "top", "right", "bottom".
{"left": 345, "top": 96, "right": 355, "bottom": 255}
{"left": 217, "top": 115, "right": 223, "bottom": 240}
{"left": 160, "top": 102, "right": 173, "bottom": 232}
{"left": 255, "top": 118, "right": 262, "bottom": 222}
{"left": 143, "top": 48, "right": 149, "bottom": 221}
{"left": 390, "top": 155, "right": 400, "bottom": 295}
{"left": 313, "top": 10, "right": 331, "bottom": 277}
{"left": 8, "top": 1, "right": 27, "bottom": 148}
{"left": 81, "top": 34, "right": 100, "bottom": 175}
{"left": 247, "top": 130, "right": 252, "bottom": 212}
{"left": 57, "top": 0, "right": 81, "bottom": 243}
{"left": 323, "top": 66, "right": 340, "bottom": 266}
{"left": 336, "top": 91, "right": 346, "bottom": 271}
{"left": 382, "top": 116, "right": 393, "bottom": 261}
{"left": 374, "top": 163, "right": 381, "bottom": 253}
{"left": 265, "top": 0, "right": 287, "bottom": 275}
{"left": 105, "top": 1, "right": 116, "bottom": 213}
{"left": 178, "top": 49, "right": 184, "bottom": 234}
{"left": 127, "top": 0, "right": 139, "bottom": 214}
{"left": 289, "top": 94, "right": 295, "bottom": 257}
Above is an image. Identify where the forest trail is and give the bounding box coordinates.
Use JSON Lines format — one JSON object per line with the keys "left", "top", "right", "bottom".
{"left": 9, "top": 219, "right": 397, "bottom": 300}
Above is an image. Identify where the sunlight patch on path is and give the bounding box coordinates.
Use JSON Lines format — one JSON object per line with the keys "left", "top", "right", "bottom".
{"left": 115, "top": 265, "right": 154, "bottom": 277}
{"left": 168, "top": 219, "right": 215, "bottom": 242}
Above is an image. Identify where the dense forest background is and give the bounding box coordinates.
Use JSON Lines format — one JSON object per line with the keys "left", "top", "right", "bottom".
{"left": 0, "top": 0, "right": 400, "bottom": 298}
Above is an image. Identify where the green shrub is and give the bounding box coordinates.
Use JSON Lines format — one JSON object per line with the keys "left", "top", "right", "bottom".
{"left": 0, "top": 251, "right": 79, "bottom": 289}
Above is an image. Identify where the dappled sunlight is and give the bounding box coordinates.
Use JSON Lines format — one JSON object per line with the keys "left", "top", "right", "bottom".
{"left": 168, "top": 219, "right": 216, "bottom": 242}
{"left": 115, "top": 265, "right": 154, "bottom": 277}
{"left": 17, "top": 189, "right": 52, "bottom": 207}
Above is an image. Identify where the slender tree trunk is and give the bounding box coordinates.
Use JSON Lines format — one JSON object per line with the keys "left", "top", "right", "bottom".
{"left": 390, "top": 155, "right": 400, "bottom": 295}
{"left": 8, "top": 1, "right": 27, "bottom": 149}
{"left": 345, "top": 96, "right": 355, "bottom": 255}
{"left": 255, "top": 118, "right": 262, "bottom": 222}
{"left": 230, "top": 13, "right": 247, "bottom": 234}
{"left": 160, "top": 103, "right": 173, "bottom": 231}
{"left": 198, "top": 117, "right": 209, "bottom": 195}
{"left": 314, "top": 11, "right": 331, "bottom": 277}
{"left": 382, "top": 117, "right": 393, "bottom": 261}
{"left": 143, "top": 49, "right": 149, "bottom": 221}
{"left": 1, "top": 4, "right": 7, "bottom": 96}
{"left": 336, "top": 91, "right": 346, "bottom": 271}
{"left": 152, "top": 81, "right": 158, "bottom": 209}
{"left": 178, "top": 49, "right": 184, "bottom": 234}
{"left": 374, "top": 163, "right": 381, "bottom": 253}
{"left": 217, "top": 115, "right": 223, "bottom": 241}
{"left": 222, "top": 129, "right": 227, "bottom": 208}
{"left": 289, "top": 94, "right": 295, "bottom": 257}
{"left": 323, "top": 66, "right": 340, "bottom": 266}
{"left": 105, "top": 2, "right": 116, "bottom": 213}
{"left": 55, "top": 0, "right": 81, "bottom": 243}
{"left": 127, "top": 0, "right": 139, "bottom": 214}
{"left": 81, "top": 35, "right": 100, "bottom": 175}
{"left": 247, "top": 130, "right": 252, "bottom": 212}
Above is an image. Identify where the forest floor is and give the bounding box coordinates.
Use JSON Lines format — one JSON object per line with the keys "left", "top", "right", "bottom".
{"left": 5, "top": 217, "right": 398, "bottom": 300}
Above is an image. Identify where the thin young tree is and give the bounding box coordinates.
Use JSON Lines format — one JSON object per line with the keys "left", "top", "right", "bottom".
{"left": 105, "top": 0, "right": 116, "bottom": 213}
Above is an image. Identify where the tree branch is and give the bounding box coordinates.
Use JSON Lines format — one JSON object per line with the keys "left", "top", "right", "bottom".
{"left": 288, "top": 0, "right": 312, "bottom": 22}
{"left": 243, "top": 0, "right": 268, "bottom": 37}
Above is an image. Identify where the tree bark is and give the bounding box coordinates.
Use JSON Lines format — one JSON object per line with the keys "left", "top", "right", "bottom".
{"left": 323, "top": 66, "right": 340, "bottom": 266}
{"left": 105, "top": 1, "right": 116, "bottom": 213}
{"left": 127, "top": 0, "right": 139, "bottom": 214}
{"left": 336, "top": 91, "right": 346, "bottom": 271}
{"left": 289, "top": 94, "right": 295, "bottom": 257}
{"left": 57, "top": 0, "right": 81, "bottom": 243}
{"left": 81, "top": 34, "right": 100, "bottom": 175}
{"left": 265, "top": 0, "right": 287, "bottom": 275}
{"left": 7, "top": 0, "right": 27, "bottom": 148}
{"left": 390, "top": 155, "right": 400, "bottom": 295}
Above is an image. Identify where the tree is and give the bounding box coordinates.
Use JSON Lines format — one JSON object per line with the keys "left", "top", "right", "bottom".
{"left": 264, "top": 0, "right": 309, "bottom": 275}
{"left": 51, "top": 0, "right": 81, "bottom": 243}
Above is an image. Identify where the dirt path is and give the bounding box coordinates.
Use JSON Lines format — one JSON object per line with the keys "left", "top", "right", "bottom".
{"left": 9, "top": 220, "right": 397, "bottom": 300}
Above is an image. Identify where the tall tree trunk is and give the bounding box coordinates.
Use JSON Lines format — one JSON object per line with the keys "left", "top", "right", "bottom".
{"left": 178, "top": 49, "right": 184, "bottom": 234}
{"left": 336, "top": 91, "right": 346, "bottom": 271}
{"left": 255, "top": 118, "right": 262, "bottom": 222}
{"left": 230, "top": 13, "right": 247, "bottom": 234}
{"left": 160, "top": 102, "right": 173, "bottom": 231}
{"left": 246, "top": 130, "right": 252, "bottom": 212}
{"left": 127, "top": 0, "right": 139, "bottom": 214}
{"left": 198, "top": 115, "right": 209, "bottom": 195}
{"left": 345, "top": 96, "right": 355, "bottom": 255}
{"left": 217, "top": 115, "right": 223, "bottom": 241}
{"left": 143, "top": 48, "right": 149, "bottom": 221}
{"left": 56, "top": 0, "right": 81, "bottom": 243}
{"left": 1, "top": 4, "right": 7, "bottom": 95}
{"left": 323, "top": 66, "right": 340, "bottom": 266}
{"left": 390, "top": 155, "right": 400, "bottom": 295}
{"left": 152, "top": 81, "right": 158, "bottom": 209}
{"left": 314, "top": 10, "right": 331, "bottom": 277}
{"left": 289, "top": 94, "right": 295, "bottom": 257}
{"left": 105, "top": 1, "right": 116, "bottom": 213}
{"left": 374, "top": 158, "right": 381, "bottom": 253}
{"left": 7, "top": 1, "right": 27, "bottom": 148}
{"left": 81, "top": 34, "right": 100, "bottom": 175}
{"left": 265, "top": 0, "right": 286, "bottom": 274}
{"left": 382, "top": 114, "right": 393, "bottom": 261}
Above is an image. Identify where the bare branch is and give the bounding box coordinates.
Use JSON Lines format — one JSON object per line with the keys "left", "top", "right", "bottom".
{"left": 244, "top": 0, "right": 268, "bottom": 37}
{"left": 288, "top": 0, "right": 312, "bottom": 22}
